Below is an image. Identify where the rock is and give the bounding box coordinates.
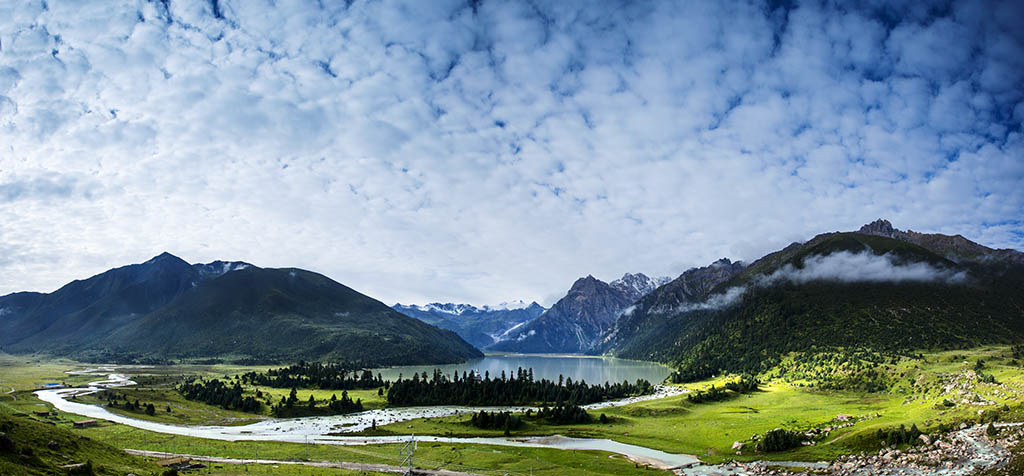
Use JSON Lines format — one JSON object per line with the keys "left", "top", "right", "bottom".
{"left": 918, "top": 434, "right": 931, "bottom": 445}
{"left": 47, "top": 440, "right": 59, "bottom": 450}
{"left": 732, "top": 441, "right": 744, "bottom": 450}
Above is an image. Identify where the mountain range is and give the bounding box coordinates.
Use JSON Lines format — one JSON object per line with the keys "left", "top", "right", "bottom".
{"left": 489, "top": 273, "right": 669, "bottom": 353}
{"left": 2, "top": 219, "right": 1019, "bottom": 375}
{"left": 0, "top": 253, "right": 481, "bottom": 365}
{"left": 392, "top": 301, "right": 546, "bottom": 349}
{"left": 596, "top": 220, "right": 1024, "bottom": 381}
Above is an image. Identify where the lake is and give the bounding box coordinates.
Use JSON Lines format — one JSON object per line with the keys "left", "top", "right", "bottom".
{"left": 369, "top": 354, "right": 672, "bottom": 385}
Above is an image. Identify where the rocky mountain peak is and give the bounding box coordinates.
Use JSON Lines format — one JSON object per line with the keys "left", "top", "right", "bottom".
{"left": 610, "top": 272, "right": 666, "bottom": 302}
{"left": 858, "top": 219, "right": 897, "bottom": 237}
{"left": 145, "top": 251, "right": 189, "bottom": 266}
{"left": 570, "top": 275, "right": 602, "bottom": 291}
{"left": 711, "top": 258, "right": 737, "bottom": 267}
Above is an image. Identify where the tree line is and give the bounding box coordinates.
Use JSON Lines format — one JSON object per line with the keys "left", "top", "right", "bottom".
{"left": 686, "top": 374, "right": 760, "bottom": 404}
{"left": 470, "top": 411, "right": 523, "bottom": 434}
{"left": 270, "top": 387, "right": 364, "bottom": 418}
{"left": 386, "top": 367, "right": 653, "bottom": 406}
{"left": 178, "top": 378, "right": 263, "bottom": 413}
{"left": 101, "top": 392, "right": 166, "bottom": 416}
{"left": 240, "top": 361, "right": 387, "bottom": 390}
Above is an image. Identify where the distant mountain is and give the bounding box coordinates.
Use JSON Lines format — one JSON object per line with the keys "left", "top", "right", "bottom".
{"left": 0, "top": 253, "right": 482, "bottom": 365}
{"left": 392, "top": 301, "right": 546, "bottom": 348}
{"left": 610, "top": 272, "right": 672, "bottom": 302}
{"left": 597, "top": 222, "right": 1024, "bottom": 381}
{"left": 599, "top": 258, "right": 745, "bottom": 347}
{"left": 490, "top": 273, "right": 667, "bottom": 354}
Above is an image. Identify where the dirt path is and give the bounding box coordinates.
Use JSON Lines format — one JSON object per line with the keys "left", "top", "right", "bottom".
{"left": 124, "top": 449, "right": 485, "bottom": 475}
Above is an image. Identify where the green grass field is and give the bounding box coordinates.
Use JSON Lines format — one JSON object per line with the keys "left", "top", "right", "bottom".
{"left": 2, "top": 346, "right": 1023, "bottom": 474}
{"left": 361, "top": 346, "right": 1024, "bottom": 463}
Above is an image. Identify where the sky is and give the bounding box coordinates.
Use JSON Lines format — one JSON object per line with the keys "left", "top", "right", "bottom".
{"left": 1, "top": 0, "right": 1023, "bottom": 306}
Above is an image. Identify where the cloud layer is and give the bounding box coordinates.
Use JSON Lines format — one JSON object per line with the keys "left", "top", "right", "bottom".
{"left": 683, "top": 251, "right": 968, "bottom": 312}
{"left": 1, "top": 0, "right": 1022, "bottom": 305}
{"left": 765, "top": 251, "right": 968, "bottom": 285}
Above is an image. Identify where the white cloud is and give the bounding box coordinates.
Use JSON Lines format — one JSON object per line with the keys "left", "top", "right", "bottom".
{"left": 0, "top": 0, "right": 1022, "bottom": 306}
{"left": 683, "top": 250, "right": 969, "bottom": 313}
{"left": 764, "top": 251, "right": 968, "bottom": 285}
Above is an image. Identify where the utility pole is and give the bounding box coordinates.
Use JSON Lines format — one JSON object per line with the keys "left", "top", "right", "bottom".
{"left": 400, "top": 434, "right": 417, "bottom": 475}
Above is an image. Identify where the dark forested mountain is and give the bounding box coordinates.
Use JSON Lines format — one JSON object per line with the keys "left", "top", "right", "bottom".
{"left": 490, "top": 273, "right": 666, "bottom": 354}
{"left": 0, "top": 253, "right": 217, "bottom": 349}
{"left": 598, "top": 223, "right": 1024, "bottom": 381}
{"left": 392, "top": 301, "right": 546, "bottom": 349}
{"left": 0, "top": 254, "right": 481, "bottom": 365}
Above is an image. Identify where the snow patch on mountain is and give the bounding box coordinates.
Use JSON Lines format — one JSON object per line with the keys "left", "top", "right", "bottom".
{"left": 193, "top": 260, "right": 253, "bottom": 277}
{"left": 401, "top": 300, "right": 540, "bottom": 316}
{"left": 610, "top": 273, "right": 670, "bottom": 301}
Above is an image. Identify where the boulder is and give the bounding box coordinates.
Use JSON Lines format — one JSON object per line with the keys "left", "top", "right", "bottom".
{"left": 731, "top": 441, "right": 744, "bottom": 450}
{"left": 919, "top": 434, "right": 931, "bottom": 445}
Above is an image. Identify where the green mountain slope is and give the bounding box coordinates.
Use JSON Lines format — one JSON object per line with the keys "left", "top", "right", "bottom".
{"left": 87, "top": 267, "right": 482, "bottom": 365}
{"left": 0, "top": 253, "right": 200, "bottom": 350}
{"left": 598, "top": 231, "right": 1024, "bottom": 381}
{"left": 0, "top": 254, "right": 482, "bottom": 366}
{"left": 0, "top": 404, "right": 159, "bottom": 476}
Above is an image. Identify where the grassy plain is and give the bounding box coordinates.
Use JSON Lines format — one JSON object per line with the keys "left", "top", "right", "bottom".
{"left": 364, "top": 346, "right": 1024, "bottom": 463}
{"left": 2, "top": 346, "right": 1023, "bottom": 473}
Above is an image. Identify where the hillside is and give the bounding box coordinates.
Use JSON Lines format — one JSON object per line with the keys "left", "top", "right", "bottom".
{"left": 490, "top": 273, "right": 665, "bottom": 354}
{"left": 598, "top": 228, "right": 1024, "bottom": 381}
{"left": 0, "top": 254, "right": 482, "bottom": 366}
{"left": 0, "top": 404, "right": 159, "bottom": 476}
{"left": 393, "top": 301, "right": 546, "bottom": 349}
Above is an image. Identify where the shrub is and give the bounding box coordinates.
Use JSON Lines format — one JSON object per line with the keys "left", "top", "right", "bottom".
{"left": 757, "top": 429, "right": 804, "bottom": 452}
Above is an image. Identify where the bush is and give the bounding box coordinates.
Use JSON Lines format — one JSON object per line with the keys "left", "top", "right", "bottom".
{"left": 757, "top": 429, "right": 804, "bottom": 452}
{"left": 987, "top": 423, "right": 998, "bottom": 437}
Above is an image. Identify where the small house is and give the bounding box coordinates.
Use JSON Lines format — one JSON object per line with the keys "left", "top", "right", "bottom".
{"left": 73, "top": 420, "right": 97, "bottom": 428}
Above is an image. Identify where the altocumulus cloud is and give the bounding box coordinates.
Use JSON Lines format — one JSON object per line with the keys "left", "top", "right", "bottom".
{"left": 0, "top": 0, "right": 1022, "bottom": 305}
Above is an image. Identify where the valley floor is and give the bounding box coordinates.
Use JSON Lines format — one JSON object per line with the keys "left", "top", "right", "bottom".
{"left": 2, "top": 346, "right": 1024, "bottom": 475}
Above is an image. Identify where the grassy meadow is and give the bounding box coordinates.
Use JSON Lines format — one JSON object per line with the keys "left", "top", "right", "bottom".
{"left": 2, "top": 346, "right": 1024, "bottom": 474}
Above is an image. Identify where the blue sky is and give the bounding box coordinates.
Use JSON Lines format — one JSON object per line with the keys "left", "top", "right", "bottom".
{"left": 0, "top": 0, "right": 1022, "bottom": 305}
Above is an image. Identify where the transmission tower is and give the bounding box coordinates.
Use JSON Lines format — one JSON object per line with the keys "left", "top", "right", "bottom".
{"left": 400, "top": 434, "right": 417, "bottom": 475}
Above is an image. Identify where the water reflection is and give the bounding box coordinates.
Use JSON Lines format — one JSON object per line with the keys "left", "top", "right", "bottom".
{"left": 370, "top": 354, "right": 671, "bottom": 385}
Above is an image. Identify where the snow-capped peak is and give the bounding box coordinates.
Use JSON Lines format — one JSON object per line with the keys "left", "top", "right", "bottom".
{"left": 396, "top": 300, "right": 542, "bottom": 316}
{"left": 481, "top": 299, "right": 533, "bottom": 311}
{"left": 610, "top": 272, "right": 670, "bottom": 301}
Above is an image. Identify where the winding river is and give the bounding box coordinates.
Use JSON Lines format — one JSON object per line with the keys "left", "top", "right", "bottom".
{"left": 36, "top": 367, "right": 1017, "bottom": 475}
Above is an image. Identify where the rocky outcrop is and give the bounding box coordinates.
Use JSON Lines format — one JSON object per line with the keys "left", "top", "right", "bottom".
{"left": 857, "top": 219, "right": 1024, "bottom": 265}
